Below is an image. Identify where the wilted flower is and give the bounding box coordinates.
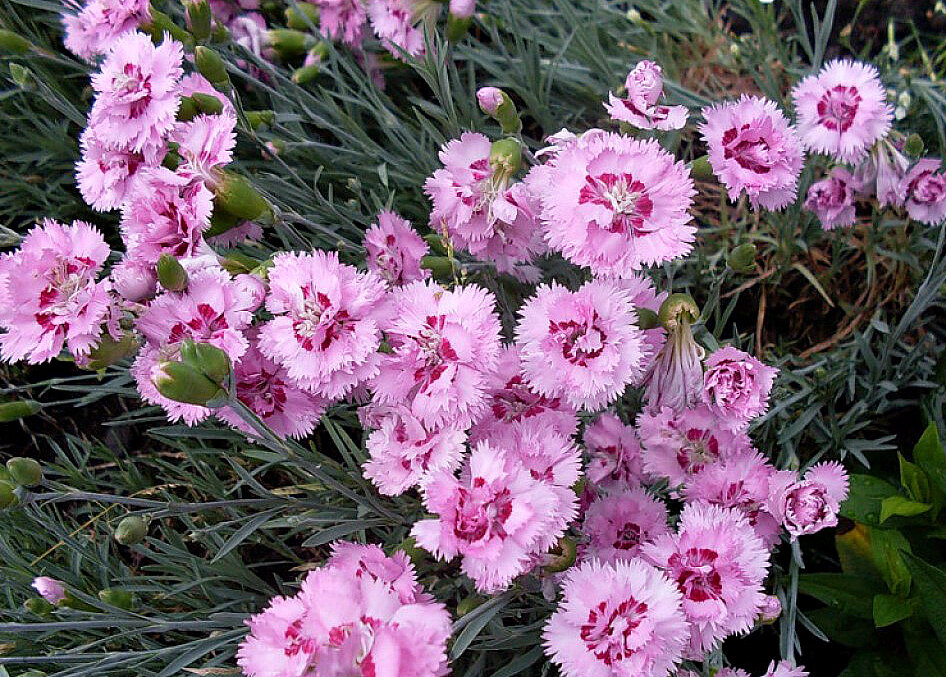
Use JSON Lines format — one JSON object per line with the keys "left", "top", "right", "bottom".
{"left": 605, "top": 60, "right": 688, "bottom": 130}
{"left": 643, "top": 295, "right": 704, "bottom": 415}
{"left": 804, "top": 167, "right": 857, "bottom": 230}
{"left": 899, "top": 157, "right": 946, "bottom": 224}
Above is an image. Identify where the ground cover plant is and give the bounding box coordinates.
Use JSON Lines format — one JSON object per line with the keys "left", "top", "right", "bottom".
{"left": 1, "top": 0, "right": 946, "bottom": 676}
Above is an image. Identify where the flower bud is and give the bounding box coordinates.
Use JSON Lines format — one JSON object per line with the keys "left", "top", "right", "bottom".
{"left": 7, "top": 457, "right": 42, "bottom": 487}
{"left": 153, "top": 360, "right": 225, "bottom": 405}
{"left": 192, "top": 92, "right": 225, "bottom": 115}
{"left": 292, "top": 62, "right": 321, "bottom": 84}
{"left": 0, "top": 28, "right": 31, "bottom": 54}
{"left": 476, "top": 86, "right": 504, "bottom": 115}
{"left": 0, "top": 480, "right": 16, "bottom": 509}
{"left": 543, "top": 536, "right": 577, "bottom": 573}
{"left": 145, "top": 10, "right": 196, "bottom": 49}
{"left": 658, "top": 293, "right": 700, "bottom": 330}
{"left": 176, "top": 96, "right": 198, "bottom": 122}
{"left": 156, "top": 254, "right": 189, "bottom": 292}
{"left": 179, "top": 339, "right": 231, "bottom": 383}
{"left": 114, "top": 515, "right": 149, "bottom": 545}
{"left": 689, "top": 154, "right": 715, "bottom": 181}
{"left": 245, "top": 110, "right": 275, "bottom": 130}
{"left": 185, "top": 0, "right": 212, "bottom": 41}
{"left": 758, "top": 594, "right": 782, "bottom": 624}
{"left": 420, "top": 255, "right": 456, "bottom": 280}
{"left": 446, "top": 13, "right": 472, "bottom": 43}
{"left": 98, "top": 587, "right": 135, "bottom": 610}
{"left": 904, "top": 133, "right": 924, "bottom": 157}
{"left": 635, "top": 307, "right": 659, "bottom": 330}
{"left": 456, "top": 596, "right": 484, "bottom": 616}
{"left": 24, "top": 597, "right": 55, "bottom": 615}
{"left": 213, "top": 171, "right": 272, "bottom": 221}
{"left": 286, "top": 2, "right": 320, "bottom": 30}
{"left": 206, "top": 207, "right": 242, "bottom": 237}
{"left": 477, "top": 87, "right": 521, "bottom": 134}
{"left": 727, "top": 242, "right": 757, "bottom": 274}
{"left": 489, "top": 137, "right": 522, "bottom": 178}
{"left": 32, "top": 576, "right": 66, "bottom": 604}
{"left": 194, "top": 46, "right": 231, "bottom": 91}
{"left": 0, "top": 399, "right": 42, "bottom": 422}
{"left": 266, "top": 28, "right": 316, "bottom": 58}
{"left": 9, "top": 62, "right": 33, "bottom": 88}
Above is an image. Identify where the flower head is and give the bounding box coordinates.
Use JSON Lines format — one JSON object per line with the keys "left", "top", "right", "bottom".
{"left": 584, "top": 413, "right": 645, "bottom": 490}
{"left": 327, "top": 541, "right": 427, "bottom": 605}
{"left": 791, "top": 59, "right": 892, "bottom": 163}
{"left": 581, "top": 486, "right": 670, "bottom": 563}
{"left": 700, "top": 96, "right": 804, "bottom": 210}
{"left": 313, "top": 0, "right": 367, "bottom": 45}
{"left": 899, "top": 157, "right": 946, "bottom": 224}
{"left": 605, "top": 60, "right": 688, "bottom": 131}
{"left": 63, "top": 0, "right": 151, "bottom": 62}
{"left": 763, "top": 662, "right": 808, "bottom": 677}
{"left": 259, "top": 250, "right": 388, "bottom": 399}
{"left": 529, "top": 132, "right": 696, "bottom": 275}
{"left": 32, "top": 576, "right": 66, "bottom": 604}
{"left": 516, "top": 280, "right": 646, "bottom": 411}
{"left": 76, "top": 126, "right": 162, "bottom": 212}
{"left": 171, "top": 111, "right": 237, "bottom": 186}
{"left": 701, "top": 346, "right": 777, "bottom": 431}
{"left": 770, "top": 461, "right": 849, "bottom": 539}
{"left": 363, "top": 211, "right": 430, "bottom": 287}
{"left": 543, "top": 559, "right": 689, "bottom": 677}
{"left": 366, "top": 0, "right": 425, "bottom": 59}
{"left": 804, "top": 167, "right": 857, "bottom": 230}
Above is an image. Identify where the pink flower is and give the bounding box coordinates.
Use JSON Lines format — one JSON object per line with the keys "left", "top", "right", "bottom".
{"left": 76, "top": 127, "right": 162, "bottom": 212}
{"left": 361, "top": 403, "right": 466, "bottom": 496}
{"left": 791, "top": 59, "right": 892, "bottom": 163}
{"left": 605, "top": 60, "right": 688, "bottom": 131}
{"left": 516, "top": 280, "right": 646, "bottom": 411}
{"left": 170, "top": 112, "right": 237, "bottom": 186}
{"left": 700, "top": 95, "right": 804, "bottom": 210}
{"left": 463, "top": 182, "right": 547, "bottom": 277}
{"left": 313, "top": 0, "right": 367, "bottom": 45}
{"left": 529, "top": 132, "right": 696, "bottom": 275}
{"left": 899, "top": 157, "right": 946, "bottom": 224}
{"left": 681, "top": 451, "right": 782, "bottom": 548}
{"left": 89, "top": 33, "right": 184, "bottom": 154}
{"left": 638, "top": 405, "right": 753, "bottom": 488}
{"left": 769, "top": 461, "right": 849, "bottom": 539}
{"left": 110, "top": 257, "right": 157, "bottom": 302}
{"left": 449, "top": 0, "right": 475, "bottom": 19}
{"left": 543, "top": 559, "right": 689, "bottom": 677}
{"left": 763, "top": 662, "right": 808, "bottom": 677}
{"left": 373, "top": 280, "right": 502, "bottom": 429}
{"left": 412, "top": 442, "right": 564, "bottom": 592}
{"left": 476, "top": 86, "right": 504, "bottom": 115}
{"left": 208, "top": 220, "right": 265, "bottom": 248}
{"left": 804, "top": 167, "right": 857, "bottom": 230}
{"left": 702, "top": 346, "right": 777, "bottom": 431}
{"left": 643, "top": 503, "right": 770, "bottom": 653}
{"left": 363, "top": 211, "right": 430, "bottom": 287}
{"left": 581, "top": 486, "right": 670, "bottom": 563}
{"left": 469, "top": 344, "right": 577, "bottom": 444}
{"left": 758, "top": 594, "right": 782, "bottom": 623}
{"left": 217, "top": 330, "right": 328, "bottom": 439}
{"left": 32, "top": 576, "right": 66, "bottom": 604}
{"left": 133, "top": 266, "right": 257, "bottom": 425}
{"left": 62, "top": 0, "right": 151, "bottom": 62}
{"left": 0, "top": 219, "right": 114, "bottom": 364}
{"left": 584, "top": 413, "right": 645, "bottom": 490}
{"left": 366, "top": 0, "right": 425, "bottom": 59}
{"left": 327, "top": 541, "right": 427, "bottom": 604}
{"left": 616, "top": 274, "right": 667, "bottom": 382}
{"left": 259, "top": 250, "right": 388, "bottom": 399}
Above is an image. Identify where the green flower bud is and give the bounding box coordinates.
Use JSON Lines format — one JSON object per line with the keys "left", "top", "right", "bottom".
{"left": 145, "top": 10, "right": 196, "bottom": 49}
{"left": 689, "top": 154, "right": 715, "bottom": 182}
{"left": 206, "top": 207, "right": 242, "bottom": 237}
{"left": 213, "top": 171, "right": 271, "bottom": 221}
{"left": 477, "top": 87, "right": 521, "bottom": 135}
{"left": 162, "top": 149, "right": 181, "bottom": 171}
{"left": 489, "top": 138, "right": 522, "bottom": 178}
{"left": 266, "top": 28, "right": 316, "bottom": 58}
{"left": 0, "top": 399, "right": 42, "bottom": 422}
{"left": 156, "top": 254, "right": 188, "bottom": 292}
{"left": 219, "top": 252, "right": 262, "bottom": 275}
{"left": 446, "top": 14, "right": 472, "bottom": 43}
{"left": 24, "top": 597, "right": 56, "bottom": 615}
{"left": 0, "top": 480, "right": 17, "bottom": 509}
{"left": 176, "top": 95, "right": 199, "bottom": 122}
{"left": 286, "top": 2, "right": 320, "bottom": 30}
{"left": 635, "top": 307, "right": 660, "bottom": 330}
{"left": 78, "top": 333, "right": 140, "bottom": 371}
{"left": 0, "top": 28, "right": 31, "bottom": 54}
{"left": 456, "top": 596, "right": 484, "bottom": 616}
{"left": 904, "top": 133, "right": 924, "bottom": 157}
{"left": 185, "top": 0, "right": 213, "bottom": 42}
{"left": 6, "top": 457, "right": 42, "bottom": 488}
{"left": 98, "top": 587, "right": 135, "bottom": 610}
{"left": 194, "top": 46, "right": 230, "bottom": 91}
{"left": 9, "top": 62, "right": 33, "bottom": 88}
{"left": 727, "top": 242, "right": 757, "bottom": 274}
{"left": 245, "top": 110, "right": 275, "bottom": 130}
{"left": 114, "top": 515, "right": 149, "bottom": 546}
{"left": 420, "top": 255, "right": 456, "bottom": 279}
{"left": 658, "top": 293, "right": 700, "bottom": 330}
{"left": 192, "top": 92, "right": 224, "bottom": 116}
{"left": 179, "top": 339, "right": 231, "bottom": 383}
{"left": 422, "top": 233, "right": 448, "bottom": 255}
{"left": 153, "top": 361, "right": 224, "bottom": 405}
{"left": 292, "top": 63, "right": 321, "bottom": 85}
{"left": 544, "top": 536, "right": 577, "bottom": 573}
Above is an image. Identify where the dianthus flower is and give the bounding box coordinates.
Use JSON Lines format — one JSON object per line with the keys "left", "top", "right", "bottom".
{"left": 362, "top": 211, "right": 430, "bottom": 287}
{"left": 584, "top": 413, "right": 645, "bottom": 491}
{"left": 237, "top": 545, "right": 451, "bottom": 677}
{"left": 804, "top": 167, "right": 857, "bottom": 230}
{"left": 110, "top": 257, "right": 157, "bottom": 302}
{"left": 529, "top": 132, "right": 695, "bottom": 275}
{"left": 469, "top": 344, "right": 578, "bottom": 445}
{"left": 462, "top": 182, "right": 547, "bottom": 278}
{"left": 543, "top": 559, "right": 689, "bottom": 677}
{"left": 0, "top": 219, "right": 115, "bottom": 364}
{"left": 366, "top": 0, "right": 425, "bottom": 59}
{"left": 791, "top": 59, "right": 892, "bottom": 163}
{"left": 32, "top": 576, "right": 66, "bottom": 604}
{"left": 89, "top": 33, "right": 184, "bottom": 154}
{"left": 605, "top": 60, "right": 688, "bottom": 131}
{"left": 412, "top": 442, "right": 564, "bottom": 592}
{"left": 769, "top": 461, "right": 849, "bottom": 539}
{"left": 700, "top": 96, "right": 804, "bottom": 210}
{"left": 133, "top": 266, "right": 257, "bottom": 425}
{"left": 327, "top": 541, "right": 429, "bottom": 604}
{"left": 62, "top": 0, "right": 151, "bottom": 62}
{"left": 516, "top": 280, "right": 646, "bottom": 411}
{"left": 373, "top": 280, "right": 502, "bottom": 428}
{"left": 581, "top": 486, "right": 670, "bottom": 563}
{"left": 858, "top": 141, "right": 910, "bottom": 207}
{"left": 170, "top": 111, "right": 237, "bottom": 186}
{"left": 313, "top": 0, "right": 367, "bottom": 44}
{"left": 899, "top": 157, "right": 946, "bottom": 224}
{"left": 76, "top": 127, "right": 163, "bottom": 212}
{"left": 361, "top": 403, "right": 466, "bottom": 496}
{"left": 681, "top": 451, "right": 781, "bottom": 548}
{"left": 616, "top": 274, "right": 667, "bottom": 381}
{"left": 259, "top": 250, "right": 388, "bottom": 399}
{"left": 763, "top": 662, "right": 808, "bottom": 677}
{"left": 638, "top": 405, "right": 753, "bottom": 488}
{"left": 217, "top": 330, "right": 328, "bottom": 440}
{"left": 643, "top": 503, "right": 770, "bottom": 653}
{"left": 701, "top": 346, "right": 777, "bottom": 431}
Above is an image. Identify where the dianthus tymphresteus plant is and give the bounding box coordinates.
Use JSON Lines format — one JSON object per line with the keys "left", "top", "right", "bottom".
{"left": 3, "top": 0, "right": 946, "bottom": 675}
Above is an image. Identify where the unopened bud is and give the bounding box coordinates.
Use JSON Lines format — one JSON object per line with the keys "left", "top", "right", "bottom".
{"left": 0, "top": 399, "right": 42, "bottom": 422}
{"left": 7, "top": 457, "right": 42, "bottom": 487}
{"left": 758, "top": 594, "right": 782, "bottom": 624}
{"left": 456, "top": 596, "right": 484, "bottom": 616}
{"left": 153, "top": 361, "right": 224, "bottom": 405}
{"left": 114, "top": 515, "right": 149, "bottom": 545}
{"left": 689, "top": 154, "right": 715, "bottom": 181}
{"left": 489, "top": 138, "right": 522, "bottom": 177}
{"left": 185, "top": 0, "right": 212, "bottom": 41}
{"left": 192, "top": 92, "right": 224, "bottom": 116}
{"left": 477, "top": 87, "right": 521, "bottom": 134}
{"left": 286, "top": 2, "right": 320, "bottom": 30}
{"left": 179, "top": 339, "right": 231, "bottom": 383}
{"left": 206, "top": 207, "right": 242, "bottom": 237}
{"left": 266, "top": 28, "right": 316, "bottom": 58}
{"left": 446, "top": 13, "right": 472, "bottom": 43}
{"left": 420, "top": 255, "right": 456, "bottom": 279}
{"left": 0, "top": 28, "right": 31, "bottom": 54}
{"left": 145, "top": 10, "right": 195, "bottom": 49}
{"left": 904, "top": 133, "right": 924, "bottom": 157}
{"left": 176, "top": 96, "right": 198, "bottom": 122}
{"left": 24, "top": 597, "right": 55, "bottom": 615}
{"left": 292, "top": 62, "right": 321, "bottom": 84}
{"left": 245, "top": 109, "right": 275, "bottom": 130}
{"left": 77, "top": 334, "right": 140, "bottom": 371}
{"left": 658, "top": 293, "right": 700, "bottom": 330}
{"left": 213, "top": 171, "right": 271, "bottom": 221}
{"left": 635, "top": 307, "right": 659, "bottom": 330}
{"left": 99, "top": 587, "right": 135, "bottom": 610}
{"left": 727, "top": 242, "right": 757, "bottom": 274}
{"left": 0, "top": 480, "right": 16, "bottom": 509}
{"left": 194, "top": 46, "right": 230, "bottom": 91}
{"left": 544, "top": 536, "right": 577, "bottom": 573}
{"left": 156, "top": 254, "right": 188, "bottom": 292}
{"left": 9, "top": 62, "right": 33, "bottom": 88}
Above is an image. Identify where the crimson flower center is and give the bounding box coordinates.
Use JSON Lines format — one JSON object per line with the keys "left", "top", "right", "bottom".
{"left": 579, "top": 172, "right": 655, "bottom": 235}
{"left": 816, "top": 85, "right": 861, "bottom": 133}
{"left": 579, "top": 596, "right": 649, "bottom": 666}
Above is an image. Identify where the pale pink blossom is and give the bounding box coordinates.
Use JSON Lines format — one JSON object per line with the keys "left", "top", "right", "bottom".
{"left": 584, "top": 413, "right": 645, "bottom": 490}
{"left": 804, "top": 167, "right": 857, "bottom": 230}
{"left": 76, "top": 127, "right": 162, "bottom": 212}
{"left": 763, "top": 662, "right": 808, "bottom": 677}
{"left": 605, "top": 60, "right": 688, "bottom": 131}
{"left": 327, "top": 541, "right": 427, "bottom": 605}
{"left": 899, "top": 157, "right": 946, "bottom": 224}
{"left": 463, "top": 182, "right": 547, "bottom": 277}
{"left": 171, "top": 112, "right": 237, "bottom": 186}
{"left": 702, "top": 346, "right": 777, "bottom": 430}
{"left": 769, "top": 461, "right": 849, "bottom": 539}
{"left": 313, "top": 0, "right": 367, "bottom": 45}
{"left": 363, "top": 211, "right": 430, "bottom": 287}
{"left": 62, "top": 0, "right": 151, "bottom": 62}
{"left": 32, "top": 577, "right": 66, "bottom": 604}
{"left": 366, "top": 0, "right": 425, "bottom": 59}
{"left": 449, "top": 0, "right": 475, "bottom": 19}
{"left": 110, "top": 258, "right": 157, "bottom": 303}
{"left": 581, "top": 486, "right": 670, "bottom": 563}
